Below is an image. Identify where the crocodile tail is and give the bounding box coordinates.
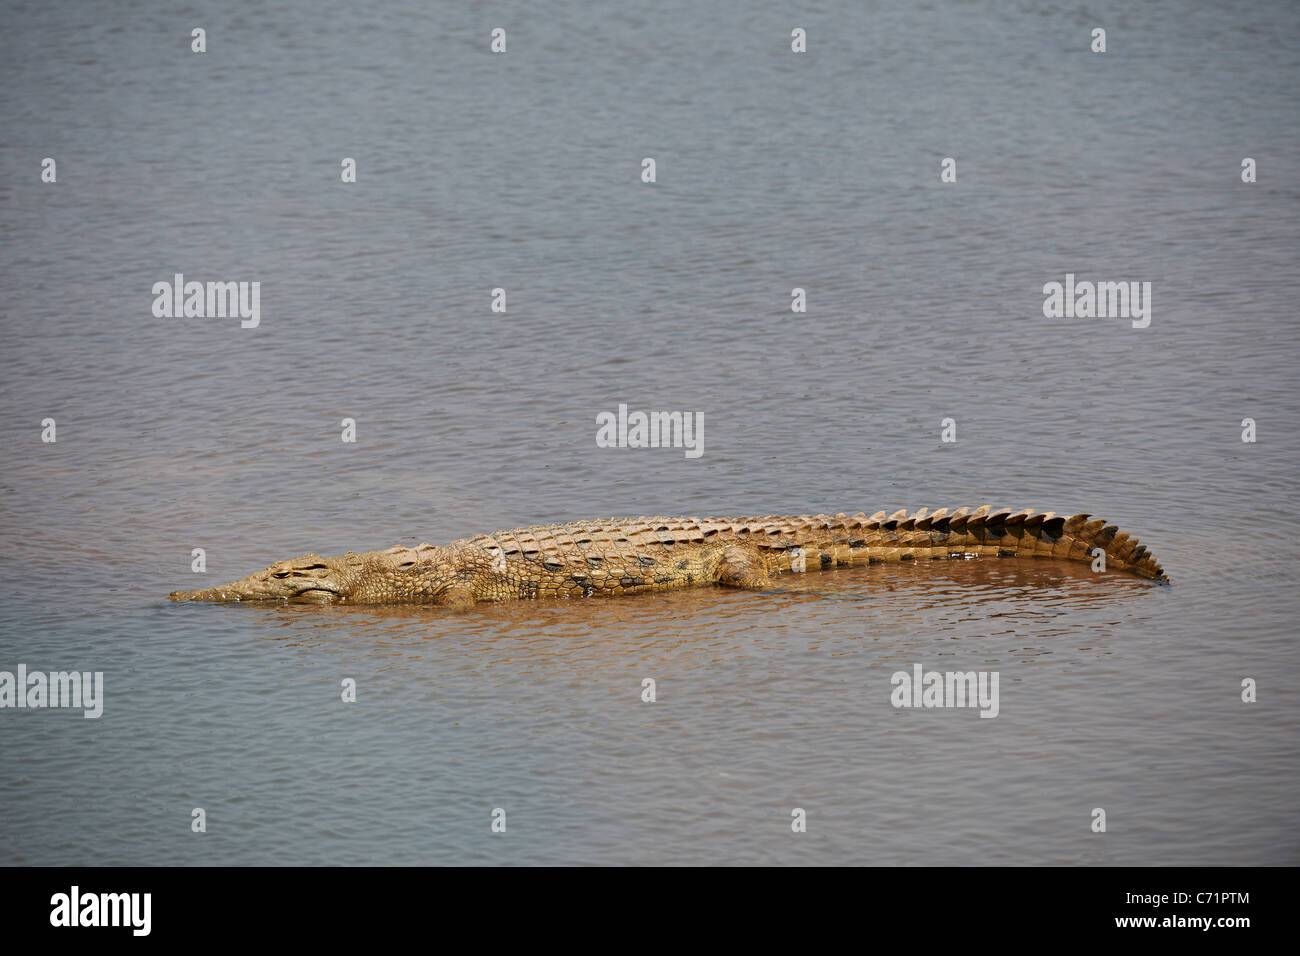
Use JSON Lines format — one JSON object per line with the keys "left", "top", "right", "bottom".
{"left": 912, "top": 506, "right": 1169, "bottom": 583}
{"left": 800, "top": 506, "right": 1169, "bottom": 583}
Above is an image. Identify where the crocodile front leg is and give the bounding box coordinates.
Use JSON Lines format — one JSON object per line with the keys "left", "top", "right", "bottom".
{"left": 625, "top": 541, "right": 775, "bottom": 593}
{"left": 712, "top": 545, "right": 773, "bottom": 590}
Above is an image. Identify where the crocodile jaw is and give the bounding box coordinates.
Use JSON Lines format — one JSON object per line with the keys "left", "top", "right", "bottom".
{"left": 168, "top": 553, "right": 349, "bottom": 603}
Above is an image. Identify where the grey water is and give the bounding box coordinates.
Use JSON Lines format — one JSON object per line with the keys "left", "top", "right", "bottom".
{"left": 1, "top": 0, "right": 1297, "bottom": 865}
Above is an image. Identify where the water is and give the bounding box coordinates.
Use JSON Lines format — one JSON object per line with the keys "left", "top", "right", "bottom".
{"left": 1, "top": 0, "right": 1297, "bottom": 865}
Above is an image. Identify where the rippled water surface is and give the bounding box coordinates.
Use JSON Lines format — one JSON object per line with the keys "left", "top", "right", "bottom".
{"left": 1, "top": 0, "right": 1298, "bottom": 865}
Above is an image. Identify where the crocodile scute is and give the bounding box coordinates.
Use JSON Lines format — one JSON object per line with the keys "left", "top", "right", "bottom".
{"left": 167, "top": 505, "right": 1169, "bottom": 606}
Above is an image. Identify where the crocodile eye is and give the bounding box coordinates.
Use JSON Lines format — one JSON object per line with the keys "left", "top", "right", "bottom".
{"left": 272, "top": 571, "right": 290, "bottom": 579}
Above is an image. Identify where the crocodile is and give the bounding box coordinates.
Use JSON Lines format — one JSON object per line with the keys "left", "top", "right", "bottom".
{"left": 167, "top": 505, "right": 1169, "bottom": 606}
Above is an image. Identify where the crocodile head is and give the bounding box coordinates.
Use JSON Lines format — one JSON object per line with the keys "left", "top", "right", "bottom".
{"left": 168, "top": 553, "right": 357, "bottom": 603}
{"left": 167, "top": 544, "right": 490, "bottom": 605}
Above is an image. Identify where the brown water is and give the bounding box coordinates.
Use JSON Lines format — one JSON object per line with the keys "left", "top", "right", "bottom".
{"left": 1, "top": 0, "right": 1298, "bottom": 864}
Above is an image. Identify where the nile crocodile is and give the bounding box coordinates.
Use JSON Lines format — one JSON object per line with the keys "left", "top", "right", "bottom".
{"left": 168, "top": 505, "right": 1168, "bottom": 606}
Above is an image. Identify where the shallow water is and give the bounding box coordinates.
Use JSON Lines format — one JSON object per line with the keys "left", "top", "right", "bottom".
{"left": 1, "top": 0, "right": 1297, "bottom": 864}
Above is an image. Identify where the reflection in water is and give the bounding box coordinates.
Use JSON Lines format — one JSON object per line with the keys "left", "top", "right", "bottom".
{"left": 225, "top": 559, "right": 1157, "bottom": 672}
